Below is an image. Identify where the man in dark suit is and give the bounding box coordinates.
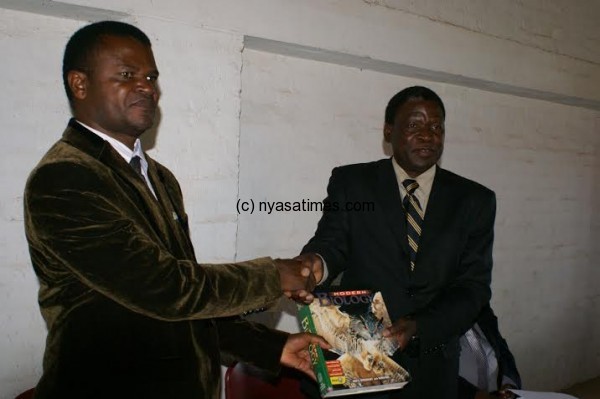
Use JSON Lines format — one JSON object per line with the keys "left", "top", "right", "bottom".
{"left": 24, "top": 21, "right": 328, "bottom": 399}
{"left": 298, "top": 86, "right": 496, "bottom": 398}
{"left": 459, "top": 304, "right": 521, "bottom": 399}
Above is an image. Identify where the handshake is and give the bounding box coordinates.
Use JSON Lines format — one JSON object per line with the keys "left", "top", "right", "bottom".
{"left": 275, "top": 253, "right": 323, "bottom": 303}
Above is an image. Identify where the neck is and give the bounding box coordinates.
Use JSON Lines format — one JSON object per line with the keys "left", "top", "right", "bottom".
{"left": 75, "top": 117, "right": 139, "bottom": 150}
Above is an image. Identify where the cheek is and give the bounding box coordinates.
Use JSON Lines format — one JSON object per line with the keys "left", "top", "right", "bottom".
{"left": 392, "top": 135, "right": 409, "bottom": 148}
{"left": 401, "top": 138, "right": 416, "bottom": 152}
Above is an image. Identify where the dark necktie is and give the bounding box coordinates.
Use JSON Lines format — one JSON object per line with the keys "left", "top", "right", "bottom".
{"left": 402, "top": 179, "right": 423, "bottom": 272}
{"left": 130, "top": 155, "right": 143, "bottom": 178}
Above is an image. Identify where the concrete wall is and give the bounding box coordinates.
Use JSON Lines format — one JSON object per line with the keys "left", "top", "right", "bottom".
{"left": 0, "top": 1, "right": 598, "bottom": 397}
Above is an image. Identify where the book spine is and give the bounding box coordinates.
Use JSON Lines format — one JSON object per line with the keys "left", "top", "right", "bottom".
{"left": 299, "top": 304, "right": 334, "bottom": 397}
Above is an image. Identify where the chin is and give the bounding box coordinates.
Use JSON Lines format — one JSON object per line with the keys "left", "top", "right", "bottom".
{"left": 132, "top": 119, "right": 155, "bottom": 134}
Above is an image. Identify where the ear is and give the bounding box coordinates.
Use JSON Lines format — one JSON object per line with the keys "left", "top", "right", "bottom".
{"left": 383, "top": 123, "right": 393, "bottom": 143}
{"left": 67, "top": 70, "right": 89, "bottom": 101}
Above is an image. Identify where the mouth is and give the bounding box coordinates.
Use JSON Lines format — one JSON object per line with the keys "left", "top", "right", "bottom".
{"left": 413, "top": 147, "right": 437, "bottom": 157}
{"left": 130, "top": 97, "right": 156, "bottom": 111}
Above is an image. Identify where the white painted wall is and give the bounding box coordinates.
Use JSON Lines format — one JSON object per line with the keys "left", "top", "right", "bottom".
{"left": 0, "top": 10, "right": 82, "bottom": 396}
{"left": 0, "top": 1, "right": 598, "bottom": 398}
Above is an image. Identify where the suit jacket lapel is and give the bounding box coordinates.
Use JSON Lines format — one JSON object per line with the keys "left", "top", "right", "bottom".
{"left": 62, "top": 121, "right": 175, "bottom": 250}
{"left": 374, "top": 159, "right": 411, "bottom": 257}
{"left": 146, "top": 159, "right": 196, "bottom": 260}
{"left": 418, "top": 167, "right": 452, "bottom": 260}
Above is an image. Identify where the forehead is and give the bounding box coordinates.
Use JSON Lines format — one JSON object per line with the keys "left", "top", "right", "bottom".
{"left": 397, "top": 98, "right": 444, "bottom": 120}
{"left": 90, "top": 35, "right": 156, "bottom": 69}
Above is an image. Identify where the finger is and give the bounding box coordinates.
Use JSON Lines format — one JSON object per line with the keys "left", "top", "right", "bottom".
{"left": 311, "top": 259, "right": 323, "bottom": 282}
{"left": 288, "top": 290, "right": 319, "bottom": 304}
{"left": 295, "top": 290, "right": 309, "bottom": 298}
{"left": 305, "top": 273, "right": 317, "bottom": 290}
{"left": 301, "top": 266, "right": 311, "bottom": 277}
{"left": 308, "top": 334, "right": 332, "bottom": 349}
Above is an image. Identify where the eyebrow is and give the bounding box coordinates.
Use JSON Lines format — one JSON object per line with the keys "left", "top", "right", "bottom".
{"left": 116, "top": 62, "right": 159, "bottom": 75}
{"left": 408, "top": 111, "right": 443, "bottom": 118}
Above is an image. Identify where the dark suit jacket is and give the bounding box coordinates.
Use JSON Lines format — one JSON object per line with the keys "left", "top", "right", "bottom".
{"left": 24, "top": 120, "right": 288, "bottom": 399}
{"left": 458, "top": 304, "right": 521, "bottom": 398}
{"left": 302, "top": 159, "right": 496, "bottom": 399}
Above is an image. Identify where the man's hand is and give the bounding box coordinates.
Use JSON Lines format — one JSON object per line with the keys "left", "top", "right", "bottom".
{"left": 294, "top": 253, "right": 324, "bottom": 285}
{"left": 497, "top": 384, "right": 518, "bottom": 399}
{"left": 280, "top": 332, "right": 331, "bottom": 380}
{"left": 474, "top": 385, "right": 517, "bottom": 399}
{"left": 383, "top": 316, "right": 417, "bottom": 350}
{"left": 274, "top": 259, "right": 317, "bottom": 303}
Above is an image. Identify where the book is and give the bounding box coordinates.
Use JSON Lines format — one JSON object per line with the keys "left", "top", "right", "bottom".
{"left": 298, "top": 289, "right": 410, "bottom": 397}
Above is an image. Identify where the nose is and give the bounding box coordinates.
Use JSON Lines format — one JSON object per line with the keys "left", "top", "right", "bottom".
{"left": 416, "top": 128, "right": 434, "bottom": 141}
{"left": 136, "top": 77, "right": 157, "bottom": 97}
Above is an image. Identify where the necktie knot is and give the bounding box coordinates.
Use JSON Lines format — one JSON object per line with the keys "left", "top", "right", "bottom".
{"left": 130, "top": 155, "right": 143, "bottom": 177}
{"left": 403, "top": 179, "right": 419, "bottom": 195}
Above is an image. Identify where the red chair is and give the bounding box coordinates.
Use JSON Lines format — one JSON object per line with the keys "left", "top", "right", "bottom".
{"left": 15, "top": 388, "right": 35, "bottom": 399}
{"left": 225, "top": 362, "right": 311, "bottom": 399}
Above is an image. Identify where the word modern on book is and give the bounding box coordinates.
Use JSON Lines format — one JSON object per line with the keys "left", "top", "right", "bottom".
{"left": 316, "top": 291, "right": 373, "bottom": 306}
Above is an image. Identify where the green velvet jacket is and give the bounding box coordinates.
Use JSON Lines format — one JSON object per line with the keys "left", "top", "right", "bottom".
{"left": 24, "top": 120, "right": 288, "bottom": 398}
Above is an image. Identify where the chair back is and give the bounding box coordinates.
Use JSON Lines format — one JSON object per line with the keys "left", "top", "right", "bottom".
{"left": 225, "top": 362, "right": 311, "bottom": 399}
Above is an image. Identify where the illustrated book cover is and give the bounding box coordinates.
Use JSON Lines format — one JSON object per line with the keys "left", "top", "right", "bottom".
{"left": 298, "top": 290, "right": 410, "bottom": 397}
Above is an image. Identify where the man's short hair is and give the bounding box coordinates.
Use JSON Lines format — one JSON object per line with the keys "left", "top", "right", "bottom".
{"left": 385, "top": 86, "right": 446, "bottom": 124}
{"left": 62, "top": 21, "right": 151, "bottom": 102}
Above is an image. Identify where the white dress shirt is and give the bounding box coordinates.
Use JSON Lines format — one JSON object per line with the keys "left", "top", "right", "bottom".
{"left": 459, "top": 323, "right": 516, "bottom": 391}
{"left": 459, "top": 323, "right": 500, "bottom": 391}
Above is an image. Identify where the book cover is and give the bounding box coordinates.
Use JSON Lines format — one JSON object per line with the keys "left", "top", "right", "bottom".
{"left": 298, "top": 290, "right": 410, "bottom": 397}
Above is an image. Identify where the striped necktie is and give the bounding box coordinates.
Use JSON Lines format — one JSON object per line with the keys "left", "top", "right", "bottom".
{"left": 402, "top": 179, "right": 423, "bottom": 272}
{"left": 130, "top": 155, "right": 143, "bottom": 177}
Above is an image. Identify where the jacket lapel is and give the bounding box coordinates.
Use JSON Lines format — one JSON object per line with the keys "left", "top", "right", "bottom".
{"left": 146, "top": 159, "right": 196, "bottom": 261}
{"left": 417, "top": 167, "right": 452, "bottom": 261}
{"left": 62, "top": 121, "right": 175, "bottom": 250}
{"left": 374, "top": 159, "right": 411, "bottom": 257}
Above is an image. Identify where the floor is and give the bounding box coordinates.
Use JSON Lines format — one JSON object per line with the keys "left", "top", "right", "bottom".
{"left": 562, "top": 376, "right": 600, "bottom": 399}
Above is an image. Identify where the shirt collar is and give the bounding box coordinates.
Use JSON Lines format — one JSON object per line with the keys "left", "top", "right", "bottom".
{"left": 75, "top": 120, "right": 148, "bottom": 169}
{"left": 391, "top": 157, "right": 436, "bottom": 213}
{"left": 391, "top": 157, "right": 436, "bottom": 193}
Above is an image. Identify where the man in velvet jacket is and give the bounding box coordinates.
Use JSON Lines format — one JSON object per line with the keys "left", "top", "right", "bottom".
{"left": 299, "top": 86, "right": 496, "bottom": 399}
{"left": 24, "top": 21, "right": 328, "bottom": 399}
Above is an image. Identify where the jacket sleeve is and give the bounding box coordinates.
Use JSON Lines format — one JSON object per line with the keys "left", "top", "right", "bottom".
{"left": 457, "top": 376, "right": 478, "bottom": 399}
{"left": 301, "top": 167, "right": 350, "bottom": 284}
{"left": 479, "top": 306, "right": 522, "bottom": 389}
{"left": 217, "top": 317, "right": 289, "bottom": 373}
{"left": 497, "top": 334, "right": 521, "bottom": 389}
{"left": 25, "top": 161, "right": 282, "bottom": 321}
